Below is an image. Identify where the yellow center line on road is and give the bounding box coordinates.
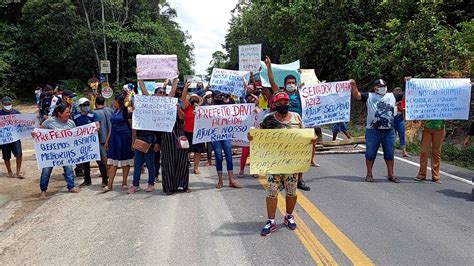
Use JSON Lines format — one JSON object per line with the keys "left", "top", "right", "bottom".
{"left": 258, "top": 177, "right": 337, "bottom": 265}
{"left": 296, "top": 191, "right": 374, "bottom": 266}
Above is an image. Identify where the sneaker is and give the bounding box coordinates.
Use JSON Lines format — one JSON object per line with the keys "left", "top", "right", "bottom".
{"left": 284, "top": 214, "right": 297, "bottom": 230}
{"left": 297, "top": 180, "right": 311, "bottom": 191}
{"left": 128, "top": 186, "right": 140, "bottom": 194}
{"left": 146, "top": 184, "right": 155, "bottom": 192}
{"left": 260, "top": 220, "right": 277, "bottom": 236}
{"left": 79, "top": 181, "right": 92, "bottom": 187}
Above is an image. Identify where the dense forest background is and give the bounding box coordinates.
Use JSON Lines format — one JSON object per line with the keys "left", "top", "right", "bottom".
{"left": 0, "top": 0, "right": 194, "bottom": 99}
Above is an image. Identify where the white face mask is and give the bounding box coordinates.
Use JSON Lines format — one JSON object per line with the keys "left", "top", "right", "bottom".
{"left": 286, "top": 84, "right": 297, "bottom": 92}
{"left": 3, "top": 105, "right": 12, "bottom": 111}
{"left": 206, "top": 98, "right": 212, "bottom": 104}
{"left": 376, "top": 86, "right": 387, "bottom": 95}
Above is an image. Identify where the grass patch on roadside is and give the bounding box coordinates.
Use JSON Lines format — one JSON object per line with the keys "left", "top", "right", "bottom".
{"left": 405, "top": 141, "right": 474, "bottom": 171}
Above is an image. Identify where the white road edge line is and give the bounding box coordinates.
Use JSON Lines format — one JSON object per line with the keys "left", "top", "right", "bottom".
{"left": 321, "top": 132, "right": 473, "bottom": 186}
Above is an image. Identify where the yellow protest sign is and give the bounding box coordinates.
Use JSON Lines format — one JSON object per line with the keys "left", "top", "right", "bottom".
{"left": 250, "top": 128, "right": 314, "bottom": 175}
{"left": 300, "top": 69, "right": 319, "bottom": 85}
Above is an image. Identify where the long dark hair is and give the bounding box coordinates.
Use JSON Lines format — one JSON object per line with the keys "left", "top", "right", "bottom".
{"left": 114, "top": 94, "right": 129, "bottom": 120}
{"left": 52, "top": 104, "right": 69, "bottom": 118}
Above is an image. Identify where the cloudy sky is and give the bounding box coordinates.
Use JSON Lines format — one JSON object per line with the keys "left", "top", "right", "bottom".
{"left": 168, "top": 0, "right": 237, "bottom": 75}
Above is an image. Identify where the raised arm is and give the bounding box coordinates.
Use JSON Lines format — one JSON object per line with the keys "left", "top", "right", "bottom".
{"left": 168, "top": 77, "right": 179, "bottom": 97}
{"left": 181, "top": 81, "right": 191, "bottom": 109}
{"left": 350, "top": 79, "right": 362, "bottom": 101}
{"left": 138, "top": 80, "right": 149, "bottom": 96}
{"left": 265, "top": 56, "right": 279, "bottom": 93}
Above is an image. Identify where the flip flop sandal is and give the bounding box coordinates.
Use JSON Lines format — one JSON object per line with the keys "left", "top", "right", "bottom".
{"left": 216, "top": 182, "right": 223, "bottom": 189}
{"left": 365, "top": 176, "right": 374, "bottom": 182}
{"left": 16, "top": 173, "right": 25, "bottom": 179}
{"left": 388, "top": 177, "right": 400, "bottom": 183}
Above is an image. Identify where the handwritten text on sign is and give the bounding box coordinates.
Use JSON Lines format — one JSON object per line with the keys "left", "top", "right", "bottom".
{"left": 132, "top": 95, "right": 177, "bottom": 132}
{"left": 260, "top": 60, "right": 301, "bottom": 88}
{"left": 193, "top": 104, "right": 256, "bottom": 144}
{"left": 250, "top": 129, "right": 314, "bottom": 175}
{"left": 239, "top": 44, "right": 261, "bottom": 71}
{"left": 405, "top": 78, "right": 471, "bottom": 120}
{"left": 210, "top": 68, "right": 249, "bottom": 97}
{"left": 300, "top": 81, "right": 351, "bottom": 127}
{"left": 232, "top": 110, "right": 268, "bottom": 147}
{"left": 0, "top": 114, "right": 38, "bottom": 145}
{"left": 136, "top": 54, "right": 178, "bottom": 80}
{"left": 33, "top": 123, "right": 100, "bottom": 169}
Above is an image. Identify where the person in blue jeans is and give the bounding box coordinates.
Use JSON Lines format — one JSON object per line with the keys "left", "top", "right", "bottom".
{"left": 32, "top": 104, "right": 79, "bottom": 198}
{"left": 128, "top": 130, "right": 161, "bottom": 194}
{"left": 393, "top": 87, "right": 409, "bottom": 157}
{"left": 351, "top": 79, "right": 404, "bottom": 183}
{"left": 211, "top": 92, "right": 241, "bottom": 189}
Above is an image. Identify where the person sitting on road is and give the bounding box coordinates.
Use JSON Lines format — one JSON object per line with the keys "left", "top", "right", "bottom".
{"left": 0, "top": 96, "right": 24, "bottom": 179}
{"left": 350, "top": 79, "right": 404, "bottom": 183}
{"left": 249, "top": 92, "right": 316, "bottom": 236}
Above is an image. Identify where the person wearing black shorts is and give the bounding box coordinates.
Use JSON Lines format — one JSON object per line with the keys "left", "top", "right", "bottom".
{"left": 1, "top": 96, "right": 24, "bottom": 179}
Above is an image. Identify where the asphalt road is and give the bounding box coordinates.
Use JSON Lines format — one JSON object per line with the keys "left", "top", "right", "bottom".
{"left": 0, "top": 133, "right": 472, "bottom": 265}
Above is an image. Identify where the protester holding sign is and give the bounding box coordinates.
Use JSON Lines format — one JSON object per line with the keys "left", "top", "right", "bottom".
{"left": 181, "top": 82, "right": 206, "bottom": 175}
{"left": 160, "top": 78, "right": 191, "bottom": 195}
{"left": 73, "top": 98, "right": 98, "bottom": 187}
{"left": 248, "top": 92, "right": 316, "bottom": 236}
{"left": 32, "top": 104, "right": 78, "bottom": 197}
{"left": 202, "top": 91, "right": 214, "bottom": 167}
{"left": 351, "top": 79, "right": 404, "bottom": 183}
{"left": 239, "top": 93, "right": 261, "bottom": 177}
{"left": 392, "top": 87, "right": 409, "bottom": 157}
{"left": 263, "top": 56, "right": 311, "bottom": 191}
{"left": 93, "top": 96, "right": 112, "bottom": 187}
{"left": 0, "top": 97, "right": 24, "bottom": 179}
{"left": 210, "top": 92, "right": 241, "bottom": 189}
{"left": 103, "top": 94, "right": 134, "bottom": 192}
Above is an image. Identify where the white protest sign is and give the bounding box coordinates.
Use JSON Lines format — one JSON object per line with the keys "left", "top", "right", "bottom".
{"left": 260, "top": 60, "right": 301, "bottom": 88}
{"left": 232, "top": 110, "right": 268, "bottom": 147}
{"left": 239, "top": 44, "right": 262, "bottom": 71}
{"left": 405, "top": 78, "right": 471, "bottom": 120}
{"left": 210, "top": 68, "right": 249, "bottom": 97}
{"left": 193, "top": 104, "right": 256, "bottom": 144}
{"left": 136, "top": 54, "right": 178, "bottom": 80}
{"left": 300, "top": 69, "right": 319, "bottom": 84}
{"left": 100, "top": 60, "right": 111, "bottom": 74}
{"left": 132, "top": 95, "right": 177, "bottom": 132}
{"left": 300, "top": 81, "right": 351, "bottom": 127}
{"left": 0, "top": 114, "right": 38, "bottom": 145}
{"left": 33, "top": 123, "right": 100, "bottom": 169}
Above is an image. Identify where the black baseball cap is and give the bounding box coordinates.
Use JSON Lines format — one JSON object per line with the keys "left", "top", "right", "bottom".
{"left": 373, "top": 79, "right": 386, "bottom": 87}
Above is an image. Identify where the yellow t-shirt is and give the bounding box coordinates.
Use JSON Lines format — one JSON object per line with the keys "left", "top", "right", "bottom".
{"left": 258, "top": 94, "right": 268, "bottom": 110}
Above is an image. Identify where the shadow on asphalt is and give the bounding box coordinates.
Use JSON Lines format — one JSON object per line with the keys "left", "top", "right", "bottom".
{"left": 436, "top": 189, "right": 473, "bottom": 201}
{"left": 211, "top": 221, "right": 264, "bottom": 236}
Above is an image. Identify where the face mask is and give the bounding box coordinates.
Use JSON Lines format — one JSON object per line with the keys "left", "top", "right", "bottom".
{"left": 286, "top": 84, "right": 297, "bottom": 92}
{"left": 275, "top": 104, "right": 289, "bottom": 115}
{"left": 80, "top": 106, "right": 90, "bottom": 113}
{"left": 376, "top": 86, "right": 387, "bottom": 95}
{"left": 206, "top": 98, "right": 212, "bottom": 104}
{"left": 3, "top": 105, "right": 12, "bottom": 111}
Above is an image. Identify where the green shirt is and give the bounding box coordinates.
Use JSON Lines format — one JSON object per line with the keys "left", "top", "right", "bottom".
{"left": 425, "top": 120, "right": 445, "bottom": 130}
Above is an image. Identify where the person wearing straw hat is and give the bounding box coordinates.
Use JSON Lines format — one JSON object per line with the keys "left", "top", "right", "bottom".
{"left": 181, "top": 82, "right": 206, "bottom": 174}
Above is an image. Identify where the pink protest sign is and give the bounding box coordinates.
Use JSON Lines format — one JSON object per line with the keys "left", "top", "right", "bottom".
{"left": 136, "top": 54, "right": 179, "bottom": 80}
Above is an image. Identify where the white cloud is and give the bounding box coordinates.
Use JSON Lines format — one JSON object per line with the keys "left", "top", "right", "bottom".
{"left": 168, "top": 0, "right": 237, "bottom": 75}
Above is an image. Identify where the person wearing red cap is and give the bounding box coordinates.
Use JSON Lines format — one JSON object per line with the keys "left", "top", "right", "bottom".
{"left": 249, "top": 91, "right": 316, "bottom": 236}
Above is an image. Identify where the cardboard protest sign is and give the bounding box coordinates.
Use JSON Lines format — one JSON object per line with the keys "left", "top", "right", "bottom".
{"left": 33, "top": 123, "right": 100, "bottom": 169}
{"left": 239, "top": 44, "right": 262, "bottom": 71}
{"left": 136, "top": 54, "right": 178, "bottom": 80}
{"left": 193, "top": 104, "right": 256, "bottom": 144}
{"left": 232, "top": 110, "right": 268, "bottom": 147}
{"left": 210, "top": 68, "right": 249, "bottom": 96}
{"left": 249, "top": 128, "right": 314, "bottom": 175}
{"left": 0, "top": 114, "right": 38, "bottom": 145}
{"left": 260, "top": 60, "right": 301, "bottom": 88}
{"left": 300, "top": 81, "right": 351, "bottom": 127}
{"left": 300, "top": 69, "right": 319, "bottom": 84}
{"left": 405, "top": 78, "right": 471, "bottom": 120}
{"left": 132, "top": 95, "right": 177, "bottom": 132}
